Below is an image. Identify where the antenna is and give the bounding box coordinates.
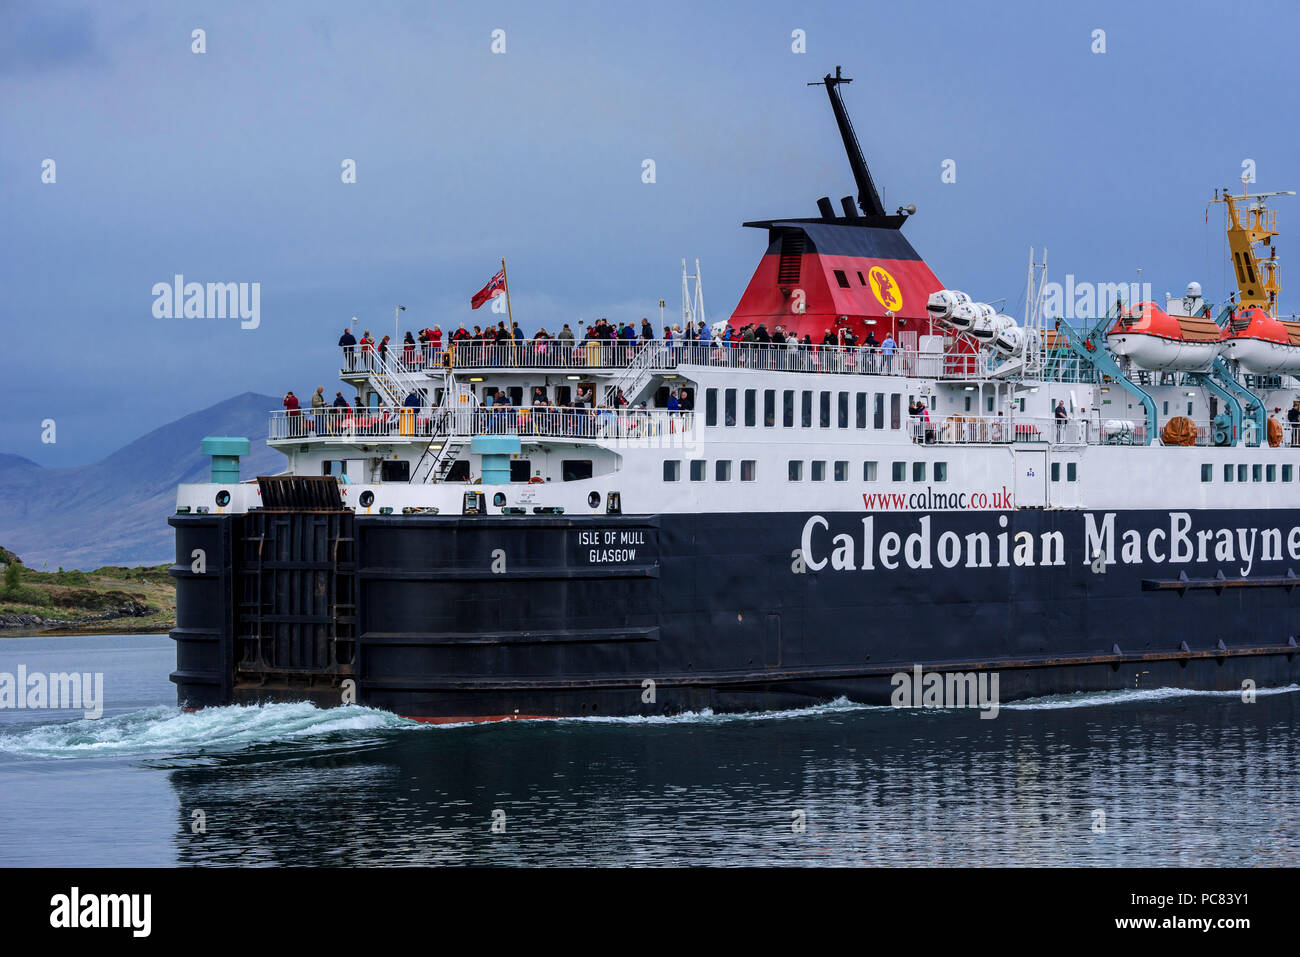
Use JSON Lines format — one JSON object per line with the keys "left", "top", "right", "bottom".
{"left": 682, "top": 258, "right": 706, "bottom": 328}
{"left": 810, "top": 66, "right": 887, "bottom": 219}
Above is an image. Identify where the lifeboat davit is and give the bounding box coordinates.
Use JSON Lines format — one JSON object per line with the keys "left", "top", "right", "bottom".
{"left": 1220, "top": 307, "right": 1300, "bottom": 374}
{"left": 1106, "top": 301, "right": 1223, "bottom": 372}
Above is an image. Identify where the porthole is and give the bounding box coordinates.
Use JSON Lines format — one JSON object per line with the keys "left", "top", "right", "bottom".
{"left": 588, "top": 491, "right": 601, "bottom": 508}
{"left": 214, "top": 490, "right": 231, "bottom": 507}
{"left": 493, "top": 492, "right": 506, "bottom": 507}
{"left": 359, "top": 490, "right": 375, "bottom": 508}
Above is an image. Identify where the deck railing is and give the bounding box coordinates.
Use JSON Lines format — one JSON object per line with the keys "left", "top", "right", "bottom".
{"left": 338, "top": 337, "right": 1073, "bottom": 382}
{"left": 269, "top": 407, "right": 696, "bottom": 443}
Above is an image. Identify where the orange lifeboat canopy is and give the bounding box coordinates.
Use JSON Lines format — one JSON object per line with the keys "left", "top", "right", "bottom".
{"left": 1109, "top": 302, "right": 1187, "bottom": 340}
{"left": 1228, "top": 306, "right": 1290, "bottom": 344}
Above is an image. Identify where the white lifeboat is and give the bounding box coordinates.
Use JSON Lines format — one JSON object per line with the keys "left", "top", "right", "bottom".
{"left": 1105, "top": 301, "right": 1223, "bottom": 372}
{"left": 926, "top": 289, "right": 970, "bottom": 326}
{"left": 966, "top": 303, "right": 997, "bottom": 343}
{"left": 990, "top": 314, "right": 1019, "bottom": 354}
{"left": 1220, "top": 307, "right": 1300, "bottom": 373}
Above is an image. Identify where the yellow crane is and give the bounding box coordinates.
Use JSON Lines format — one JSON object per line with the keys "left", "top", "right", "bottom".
{"left": 1211, "top": 177, "right": 1294, "bottom": 315}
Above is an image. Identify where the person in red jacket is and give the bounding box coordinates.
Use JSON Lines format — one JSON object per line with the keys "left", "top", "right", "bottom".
{"left": 283, "top": 390, "right": 301, "bottom": 437}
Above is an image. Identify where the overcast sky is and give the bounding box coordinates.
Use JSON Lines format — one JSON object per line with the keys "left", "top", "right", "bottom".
{"left": 4, "top": 0, "right": 1298, "bottom": 465}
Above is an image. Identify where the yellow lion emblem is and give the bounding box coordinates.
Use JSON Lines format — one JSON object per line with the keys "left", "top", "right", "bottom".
{"left": 868, "top": 265, "right": 903, "bottom": 312}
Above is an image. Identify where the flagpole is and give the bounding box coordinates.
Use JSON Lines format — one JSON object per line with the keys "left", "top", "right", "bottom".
{"left": 500, "top": 256, "right": 514, "bottom": 327}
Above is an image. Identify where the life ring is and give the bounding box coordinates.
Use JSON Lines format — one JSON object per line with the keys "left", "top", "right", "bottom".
{"left": 528, "top": 476, "right": 544, "bottom": 484}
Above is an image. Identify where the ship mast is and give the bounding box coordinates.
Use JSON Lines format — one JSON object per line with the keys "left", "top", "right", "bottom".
{"left": 811, "top": 66, "right": 888, "bottom": 220}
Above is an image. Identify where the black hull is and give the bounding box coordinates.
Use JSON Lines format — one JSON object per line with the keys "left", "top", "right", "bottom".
{"left": 170, "top": 509, "right": 1300, "bottom": 720}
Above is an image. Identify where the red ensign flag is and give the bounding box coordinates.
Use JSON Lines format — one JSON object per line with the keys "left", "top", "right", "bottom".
{"left": 471, "top": 269, "right": 506, "bottom": 309}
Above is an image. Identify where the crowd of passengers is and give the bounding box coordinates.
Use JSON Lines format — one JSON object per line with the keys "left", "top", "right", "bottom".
{"left": 335, "top": 319, "right": 901, "bottom": 372}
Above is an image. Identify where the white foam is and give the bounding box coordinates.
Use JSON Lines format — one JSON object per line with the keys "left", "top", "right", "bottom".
{"left": 550, "top": 695, "right": 884, "bottom": 727}
{"left": 0, "top": 702, "right": 425, "bottom": 759}
{"left": 1003, "top": 683, "right": 1300, "bottom": 711}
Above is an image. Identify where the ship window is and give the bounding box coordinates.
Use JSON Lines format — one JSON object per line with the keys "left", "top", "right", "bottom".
{"left": 764, "top": 389, "right": 775, "bottom": 427}
{"left": 556, "top": 385, "right": 572, "bottom": 405}
{"left": 834, "top": 269, "right": 851, "bottom": 289}
{"left": 1224, "top": 464, "right": 1234, "bottom": 482}
{"left": 1068, "top": 463, "right": 1078, "bottom": 482}
{"left": 834, "top": 460, "right": 849, "bottom": 481}
{"left": 964, "top": 396, "right": 972, "bottom": 412}
{"left": 716, "top": 460, "right": 732, "bottom": 481}
{"left": 1187, "top": 402, "right": 1194, "bottom": 416}
{"left": 789, "top": 460, "right": 803, "bottom": 481}
{"left": 446, "top": 460, "right": 470, "bottom": 482}
{"left": 508, "top": 386, "right": 523, "bottom": 406}
{"left": 802, "top": 390, "right": 813, "bottom": 427}
{"left": 864, "top": 461, "right": 878, "bottom": 482}
{"left": 1162, "top": 401, "right": 1169, "bottom": 415}
{"left": 934, "top": 462, "right": 948, "bottom": 482}
{"left": 744, "top": 389, "right": 756, "bottom": 427}
{"left": 508, "top": 460, "right": 531, "bottom": 482}
{"left": 1238, "top": 464, "right": 1248, "bottom": 482}
{"left": 1285, "top": 465, "right": 1294, "bottom": 482}
{"left": 705, "top": 388, "right": 718, "bottom": 426}
{"left": 689, "top": 460, "right": 706, "bottom": 482}
{"left": 986, "top": 396, "right": 995, "bottom": 413}
{"left": 913, "top": 462, "right": 926, "bottom": 482}
{"left": 323, "top": 460, "right": 346, "bottom": 476}
{"left": 856, "top": 392, "right": 867, "bottom": 429}
{"left": 724, "top": 389, "right": 737, "bottom": 426}
{"left": 663, "top": 460, "right": 680, "bottom": 482}
{"left": 1018, "top": 398, "right": 1026, "bottom": 412}
{"left": 891, "top": 394, "right": 901, "bottom": 430}
{"left": 838, "top": 391, "right": 849, "bottom": 428}
{"left": 811, "top": 460, "right": 826, "bottom": 482}
{"left": 741, "top": 460, "right": 756, "bottom": 482}
{"left": 562, "top": 460, "right": 593, "bottom": 481}
{"left": 1253, "top": 464, "right": 1262, "bottom": 483}
{"left": 1267, "top": 464, "right": 1277, "bottom": 482}
{"left": 891, "top": 461, "right": 905, "bottom": 482}
{"left": 1051, "top": 463, "right": 1061, "bottom": 482}
{"left": 1200, "top": 464, "right": 1212, "bottom": 483}
{"left": 783, "top": 390, "right": 794, "bottom": 427}
{"left": 874, "top": 393, "right": 884, "bottom": 429}
{"left": 820, "top": 391, "right": 831, "bottom": 428}
{"left": 381, "top": 460, "right": 411, "bottom": 482}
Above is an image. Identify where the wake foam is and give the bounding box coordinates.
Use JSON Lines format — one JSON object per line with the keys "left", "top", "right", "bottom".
{"left": 0, "top": 702, "right": 422, "bottom": 759}
{"left": 1003, "top": 682, "right": 1300, "bottom": 711}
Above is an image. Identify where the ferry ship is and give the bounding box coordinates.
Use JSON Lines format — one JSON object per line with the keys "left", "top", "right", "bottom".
{"left": 170, "top": 69, "right": 1300, "bottom": 721}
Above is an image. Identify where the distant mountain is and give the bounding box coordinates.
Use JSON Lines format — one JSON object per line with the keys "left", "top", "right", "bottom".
{"left": 1, "top": 392, "right": 283, "bottom": 569}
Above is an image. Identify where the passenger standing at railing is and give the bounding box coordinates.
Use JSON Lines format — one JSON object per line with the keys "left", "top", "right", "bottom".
{"left": 641, "top": 318, "right": 654, "bottom": 341}
{"left": 283, "top": 391, "right": 301, "bottom": 437}
{"left": 332, "top": 391, "right": 348, "bottom": 435}
{"left": 378, "top": 335, "right": 390, "bottom": 367}
{"left": 881, "top": 333, "right": 896, "bottom": 373}
{"left": 863, "top": 330, "right": 878, "bottom": 373}
{"left": 403, "top": 331, "right": 416, "bottom": 366}
{"left": 1054, "top": 400, "right": 1068, "bottom": 442}
{"left": 311, "top": 386, "right": 326, "bottom": 435}
{"left": 339, "top": 328, "right": 357, "bottom": 371}
{"left": 359, "top": 331, "right": 374, "bottom": 370}
{"left": 841, "top": 327, "right": 857, "bottom": 373}
{"left": 1289, "top": 401, "right": 1300, "bottom": 447}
